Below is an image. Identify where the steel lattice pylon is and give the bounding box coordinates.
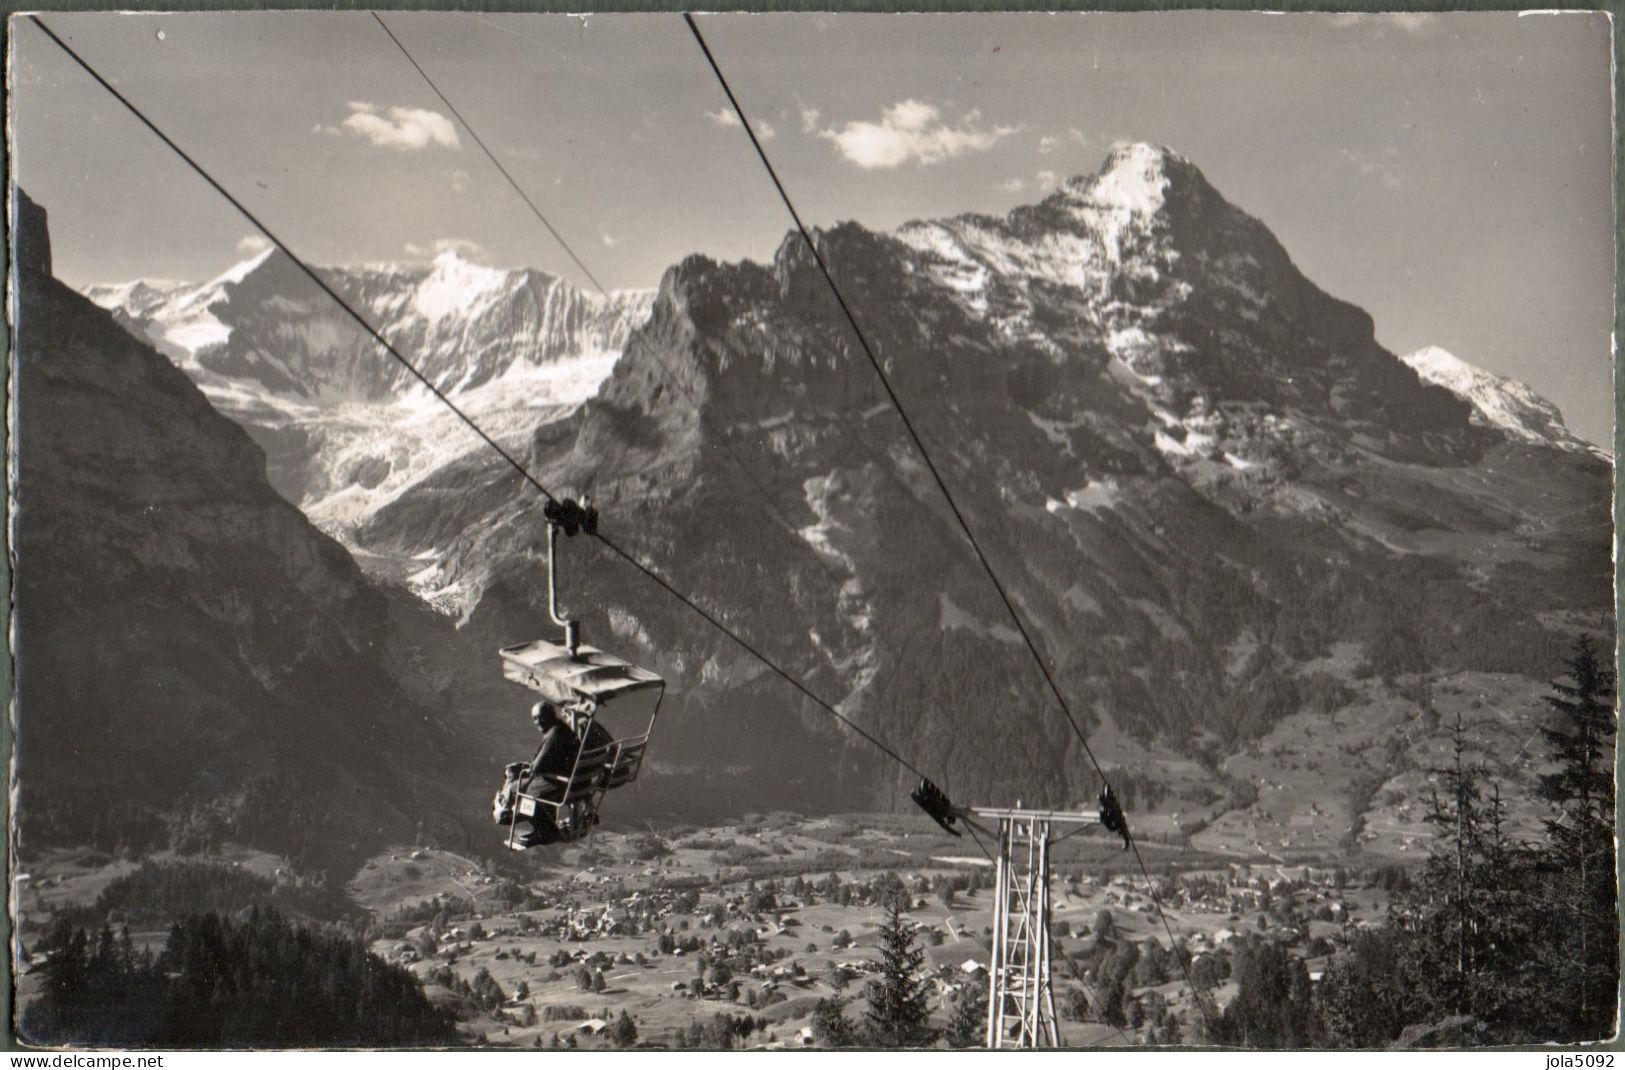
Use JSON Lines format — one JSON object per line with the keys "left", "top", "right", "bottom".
{"left": 974, "top": 807, "right": 1099, "bottom": 1049}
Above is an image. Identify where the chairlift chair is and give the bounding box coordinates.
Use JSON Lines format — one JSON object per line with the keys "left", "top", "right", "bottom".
{"left": 498, "top": 499, "right": 665, "bottom": 850}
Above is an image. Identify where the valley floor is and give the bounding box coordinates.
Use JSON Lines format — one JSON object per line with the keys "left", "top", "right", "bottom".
{"left": 14, "top": 813, "right": 1400, "bottom": 1049}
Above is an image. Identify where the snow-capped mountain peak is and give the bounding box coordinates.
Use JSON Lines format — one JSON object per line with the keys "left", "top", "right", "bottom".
{"left": 209, "top": 246, "right": 276, "bottom": 288}
{"left": 82, "top": 277, "right": 185, "bottom": 315}
{"left": 892, "top": 143, "right": 1194, "bottom": 309}
{"left": 1074, "top": 141, "right": 1181, "bottom": 217}
{"left": 413, "top": 250, "right": 510, "bottom": 322}
{"left": 1401, "top": 345, "right": 1593, "bottom": 453}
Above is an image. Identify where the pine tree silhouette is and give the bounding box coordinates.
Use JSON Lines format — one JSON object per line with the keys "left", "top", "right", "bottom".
{"left": 862, "top": 902, "right": 935, "bottom": 1047}
{"left": 945, "top": 982, "right": 988, "bottom": 1048}
{"left": 811, "top": 966, "right": 858, "bottom": 1048}
{"left": 1533, "top": 634, "right": 1618, "bottom": 1040}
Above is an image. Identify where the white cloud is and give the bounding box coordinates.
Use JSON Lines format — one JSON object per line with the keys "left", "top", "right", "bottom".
{"left": 819, "top": 99, "right": 1020, "bottom": 170}
{"left": 1036, "top": 170, "right": 1059, "bottom": 193}
{"left": 601, "top": 230, "right": 621, "bottom": 248}
{"left": 237, "top": 234, "right": 272, "bottom": 256}
{"left": 1000, "top": 177, "right": 1026, "bottom": 193}
{"left": 1039, "top": 128, "right": 1089, "bottom": 155}
{"left": 707, "top": 108, "right": 774, "bottom": 141}
{"left": 403, "top": 237, "right": 487, "bottom": 260}
{"left": 320, "top": 101, "right": 460, "bottom": 151}
{"left": 800, "top": 107, "right": 821, "bottom": 134}
{"left": 450, "top": 169, "right": 470, "bottom": 194}
{"left": 1341, "top": 148, "right": 1403, "bottom": 189}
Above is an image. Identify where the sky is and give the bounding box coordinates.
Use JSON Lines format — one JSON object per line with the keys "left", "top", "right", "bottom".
{"left": 8, "top": 10, "right": 1616, "bottom": 445}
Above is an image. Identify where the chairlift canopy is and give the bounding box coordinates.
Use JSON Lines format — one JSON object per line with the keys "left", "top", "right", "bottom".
{"left": 499, "top": 639, "right": 664, "bottom": 705}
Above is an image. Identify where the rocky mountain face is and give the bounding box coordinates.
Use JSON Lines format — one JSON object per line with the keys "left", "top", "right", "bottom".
{"left": 12, "top": 191, "right": 489, "bottom": 873}
{"left": 62, "top": 144, "right": 1612, "bottom": 841}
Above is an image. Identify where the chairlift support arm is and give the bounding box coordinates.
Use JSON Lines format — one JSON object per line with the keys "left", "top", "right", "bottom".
{"left": 542, "top": 496, "right": 597, "bottom": 657}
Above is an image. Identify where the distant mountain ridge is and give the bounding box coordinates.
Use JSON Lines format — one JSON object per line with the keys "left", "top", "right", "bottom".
{"left": 86, "top": 248, "right": 654, "bottom": 405}
{"left": 85, "top": 251, "right": 655, "bottom": 545}
{"left": 1400, "top": 344, "right": 1602, "bottom": 457}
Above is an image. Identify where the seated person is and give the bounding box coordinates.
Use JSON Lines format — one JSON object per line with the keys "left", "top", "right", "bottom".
{"left": 569, "top": 703, "right": 615, "bottom": 756}
{"left": 528, "top": 701, "right": 578, "bottom": 786}
{"left": 530, "top": 701, "right": 615, "bottom": 785}
{"left": 510, "top": 701, "right": 597, "bottom": 848}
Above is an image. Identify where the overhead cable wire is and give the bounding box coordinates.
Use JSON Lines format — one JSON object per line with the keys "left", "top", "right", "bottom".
{"left": 1123, "top": 836, "right": 1211, "bottom": 1034}
{"left": 588, "top": 532, "right": 933, "bottom": 782}
{"left": 29, "top": 11, "right": 933, "bottom": 798}
{"left": 370, "top": 11, "right": 607, "bottom": 295}
{"left": 682, "top": 12, "right": 1216, "bottom": 1035}
{"left": 682, "top": 12, "right": 1108, "bottom": 788}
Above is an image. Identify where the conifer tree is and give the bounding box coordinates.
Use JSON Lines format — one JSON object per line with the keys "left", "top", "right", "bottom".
{"left": 1215, "top": 938, "right": 1314, "bottom": 1047}
{"left": 609, "top": 1010, "right": 638, "bottom": 1048}
{"left": 945, "top": 981, "right": 988, "bottom": 1048}
{"left": 862, "top": 902, "right": 935, "bottom": 1047}
{"left": 1316, "top": 928, "right": 1406, "bottom": 1047}
{"left": 1533, "top": 634, "right": 1618, "bottom": 1040}
{"left": 1394, "top": 712, "right": 1542, "bottom": 1036}
{"left": 811, "top": 966, "right": 858, "bottom": 1048}
{"left": 1413, "top": 712, "right": 1487, "bottom": 1020}
{"left": 1472, "top": 781, "right": 1540, "bottom": 1032}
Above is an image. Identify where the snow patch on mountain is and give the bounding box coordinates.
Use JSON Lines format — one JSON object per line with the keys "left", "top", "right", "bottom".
{"left": 892, "top": 143, "right": 1201, "bottom": 354}
{"left": 1045, "top": 477, "right": 1122, "bottom": 515}
{"left": 300, "top": 355, "right": 612, "bottom": 536}
{"left": 164, "top": 316, "right": 233, "bottom": 356}
{"left": 798, "top": 473, "right": 858, "bottom": 574}
{"left": 83, "top": 277, "right": 185, "bottom": 315}
{"left": 938, "top": 592, "right": 1022, "bottom": 644}
{"left": 1155, "top": 429, "right": 1199, "bottom": 459}
{"left": 1054, "top": 142, "right": 1184, "bottom": 269}
{"left": 88, "top": 275, "right": 231, "bottom": 369}
{"left": 84, "top": 249, "right": 654, "bottom": 403}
